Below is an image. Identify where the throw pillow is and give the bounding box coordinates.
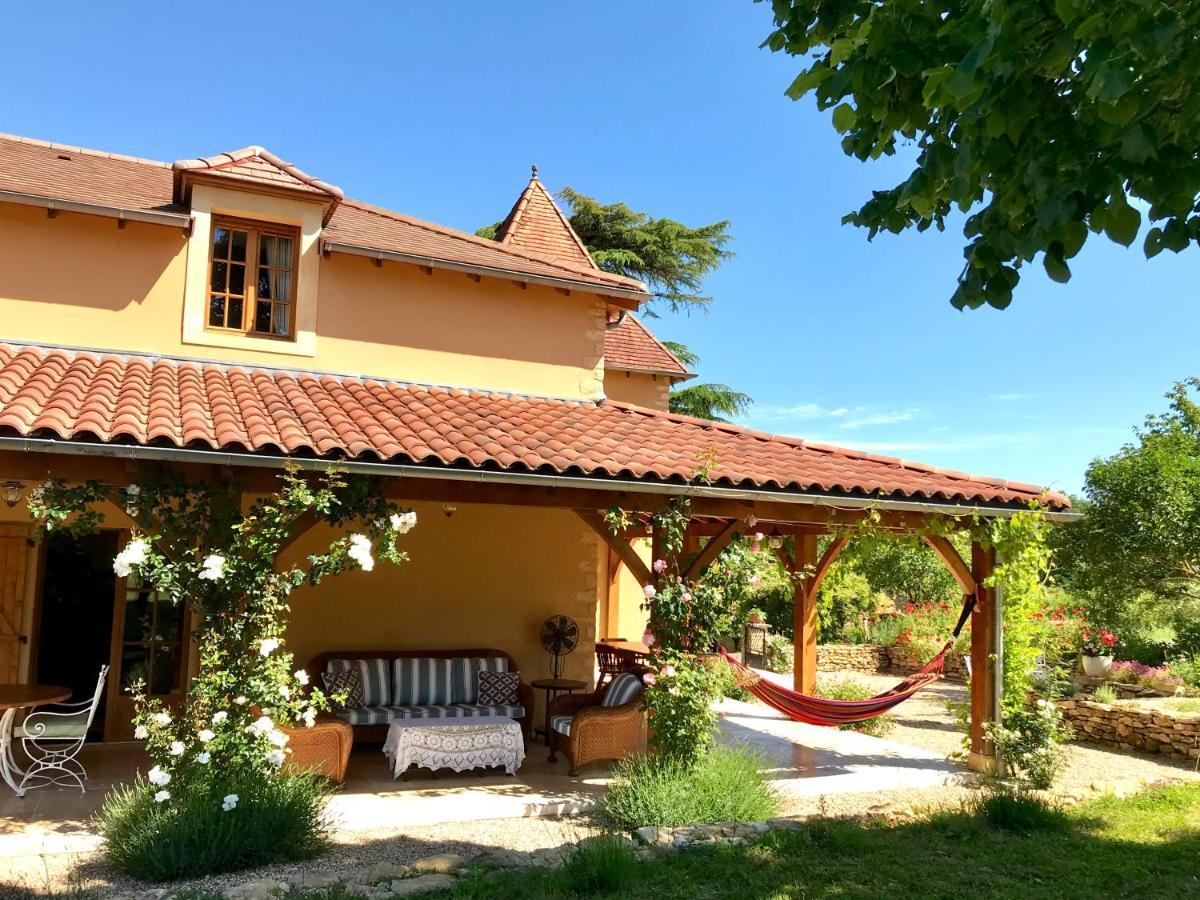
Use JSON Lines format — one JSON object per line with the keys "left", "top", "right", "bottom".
{"left": 477, "top": 670, "right": 520, "bottom": 706}
{"left": 322, "top": 669, "right": 364, "bottom": 709}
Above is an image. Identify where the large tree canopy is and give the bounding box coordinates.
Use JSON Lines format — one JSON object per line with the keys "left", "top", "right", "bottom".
{"left": 761, "top": 0, "right": 1200, "bottom": 309}
{"left": 1064, "top": 378, "right": 1200, "bottom": 604}
{"left": 661, "top": 341, "right": 752, "bottom": 422}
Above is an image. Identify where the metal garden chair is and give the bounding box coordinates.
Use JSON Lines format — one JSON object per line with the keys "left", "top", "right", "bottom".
{"left": 13, "top": 665, "right": 108, "bottom": 796}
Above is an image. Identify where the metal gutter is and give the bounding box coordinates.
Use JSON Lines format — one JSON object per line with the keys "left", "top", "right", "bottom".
{"left": 0, "top": 435, "right": 1079, "bottom": 522}
{"left": 322, "top": 240, "right": 649, "bottom": 303}
{"left": 0, "top": 189, "right": 193, "bottom": 231}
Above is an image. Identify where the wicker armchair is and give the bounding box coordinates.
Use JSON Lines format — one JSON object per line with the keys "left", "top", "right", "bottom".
{"left": 547, "top": 674, "right": 645, "bottom": 775}
{"left": 281, "top": 714, "right": 354, "bottom": 784}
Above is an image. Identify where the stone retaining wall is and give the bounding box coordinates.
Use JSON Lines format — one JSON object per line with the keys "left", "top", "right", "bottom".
{"left": 1058, "top": 698, "right": 1200, "bottom": 761}
{"left": 817, "top": 643, "right": 968, "bottom": 680}
{"left": 817, "top": 644, "right": 890, "bottom": 672}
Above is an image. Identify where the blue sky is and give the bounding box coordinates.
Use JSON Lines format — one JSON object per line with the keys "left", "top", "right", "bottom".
{"left": 3, "top": 2, "right": 1196, "bottom": 496}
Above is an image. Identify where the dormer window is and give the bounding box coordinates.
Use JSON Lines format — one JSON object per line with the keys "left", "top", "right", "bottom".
{"left": 207, "top": 217, "right": 298, "bottom": 338}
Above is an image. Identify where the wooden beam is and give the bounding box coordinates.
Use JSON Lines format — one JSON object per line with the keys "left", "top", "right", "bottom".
{"left": 575, "top": 509, "right": 653, "bottom": 586}
{"left": 968, "top": 541, "right": 998, "bottom": 774}
{"left": 922, "top": 534, "right": 977, "bottom": 594}
{"left": 276, "top": 511, "right": 320, "bottom": 558}
{"left": 791, "top": 533, "right": 820, "bottom": 694}
{"left": 808, "top": 534, "right": 849, "bottom": 597}
{"left": 681, "top": 518, "right": 742, "bottom": 581}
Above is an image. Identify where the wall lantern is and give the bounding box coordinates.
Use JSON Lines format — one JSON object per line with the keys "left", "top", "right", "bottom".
{"left": 442, "top": 504, "right": 458, "bottom": 518}
{"left": 767, "top": 535, "right": 785, "bottom": 551}
{"left": 1, "top": 480, "right": 23, "bottom": 508}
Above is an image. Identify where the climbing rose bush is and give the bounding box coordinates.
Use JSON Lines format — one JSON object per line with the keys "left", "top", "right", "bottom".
{"left": 29, "top": 466, "right": 416, "bottom": 807}
{"left": 641, "top": 652, "right": 722, "bottom": 767}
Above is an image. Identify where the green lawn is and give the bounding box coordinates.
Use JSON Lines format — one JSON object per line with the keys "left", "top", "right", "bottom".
{"left": 429, "top": 784, "right": 1200, "bottom": 900}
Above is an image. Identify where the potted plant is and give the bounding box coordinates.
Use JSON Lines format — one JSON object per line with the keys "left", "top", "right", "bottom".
{"left": 746, "top": 607, "right": 766, "bottom": 625}
{"left": 1080, "top": 627, "right": 1118, "bottom": 676}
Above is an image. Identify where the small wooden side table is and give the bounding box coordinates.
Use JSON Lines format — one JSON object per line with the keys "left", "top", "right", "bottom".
{"left": 530, "top": 678, "right": 587, "bottom": 746}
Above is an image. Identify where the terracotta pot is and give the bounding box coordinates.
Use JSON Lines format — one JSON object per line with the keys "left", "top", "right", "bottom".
{"left": 748, "top": 614, "right": 764, "bottom": 624}
{"left": 1081, "top": 654, "right": 1114, "bottom": 677}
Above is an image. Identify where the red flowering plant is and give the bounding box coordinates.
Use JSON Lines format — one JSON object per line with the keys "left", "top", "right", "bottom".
{"left": 884, "top": 598, "right": 968, "bottom": 665}
{"left": 1080, "top": 626, "right": 1119, "bottom": 658}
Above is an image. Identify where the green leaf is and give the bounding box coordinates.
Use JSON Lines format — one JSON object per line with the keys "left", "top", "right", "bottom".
{"left": 1055, "top": 0, "right": 1079, "bottom": 24}
{"left": 1143, "top": 227, "right": 1164, "bottom": 258}
{"left": 1103, "top": 195, "right": 1141, "bottom": 246}
{"left": 832, "top": 103, "right": 858, "bottom": 133}
{"left": 784, "top": 67, "right": 831, "bottom": 101}
{"left": 1043, "top": 249, "right": 1072, "bottom": 283}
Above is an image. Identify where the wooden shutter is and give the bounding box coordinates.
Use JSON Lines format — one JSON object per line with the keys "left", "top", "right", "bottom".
{"left": 0, "top": 525, "right": 31, "bottom": 683}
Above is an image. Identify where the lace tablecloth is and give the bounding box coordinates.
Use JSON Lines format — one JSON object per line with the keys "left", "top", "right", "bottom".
{"left": 382, "top": 716, "right": 525, "bottom": 777}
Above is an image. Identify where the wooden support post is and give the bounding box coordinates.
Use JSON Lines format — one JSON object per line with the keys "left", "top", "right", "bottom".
{"left": 968, "top": 541, "right": 999, "bottom": 774}
{"left": 681, "top": 518, "right": 741, "bottom": 581}
{"left": 922, "top": 534, "right": 977, "bottom": 595}
{"left": 792, "top": 533, "right": 820, "bottom": 694}
{"left": 575, "top": 510, "right": 654, "bottom": 587}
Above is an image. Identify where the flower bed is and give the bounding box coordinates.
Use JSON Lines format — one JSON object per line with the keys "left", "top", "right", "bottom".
{"left": 1057, "top": 698, "right": 1200, "bottom": 760}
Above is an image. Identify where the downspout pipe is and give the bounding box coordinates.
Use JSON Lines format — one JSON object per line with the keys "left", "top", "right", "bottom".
{"left": 0, "top": 435, "right": 1080, "bottom": 522}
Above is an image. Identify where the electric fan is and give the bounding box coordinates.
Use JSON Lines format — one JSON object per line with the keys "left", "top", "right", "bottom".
{"left": 539, "top": 615, "right": 579, "bottom": 679}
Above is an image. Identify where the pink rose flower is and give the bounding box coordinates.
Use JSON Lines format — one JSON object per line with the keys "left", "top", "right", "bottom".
{"left": 642, "top": 629, "right": 656, "bottom": 648}
{"left": 662, "top": 665, "right": 676, "bottom": 678}
{"left": 749, "top": 575, "right": 761, "bottom": 587}
{"left": 642, "top": 672, "right": 657, "bottom": 686}
{"left": 682, "top": 591, "right": 693, "bottom": 602}
{"left": 643, "top": 584, "right": 657, "bottom": 599}
{"left": 653, "top": 558, "right": 667, "bottom": 574}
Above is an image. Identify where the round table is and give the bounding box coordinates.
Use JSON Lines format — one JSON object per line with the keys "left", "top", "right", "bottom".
{"left": 0, "top": 684, "right": 71, "bottom": 795}
{"left": 530, "top": 678, "right": 588, "bottom": 746}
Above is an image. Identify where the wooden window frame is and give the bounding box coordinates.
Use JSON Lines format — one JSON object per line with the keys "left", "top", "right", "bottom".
{"left": 204, "top": 216, "right": 300, "bottom": 341}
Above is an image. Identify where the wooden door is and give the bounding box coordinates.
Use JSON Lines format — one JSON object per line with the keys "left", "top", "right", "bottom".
{"left": 105, "top": 537, "right": 191, "bottom": 741}
{"left": 0, "top": 525, "right": 31, "bottom": 684}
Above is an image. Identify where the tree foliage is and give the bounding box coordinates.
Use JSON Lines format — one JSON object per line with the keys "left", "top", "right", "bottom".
{"left": 761, "top": 0, "right": 1200, "bottom": 309}
{"left": 1064, "top": 378, "right": 1200, "bottom": 605}
{"left": 661, "top": 340, "right": 753, "bottom": 423}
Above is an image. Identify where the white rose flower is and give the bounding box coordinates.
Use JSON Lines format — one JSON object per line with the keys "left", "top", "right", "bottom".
{"left": 133, "top": 725, "right": 149, "bottom": 740}
{"left": 259, "top": 638, "right": 280, "bottom": 657}
{"left": 198, "top": 553, "right": 226, "bottom": 582}
{"left": 113, "top": 537, "right": 150, "bottom": 577}
{"left": 147, "top": 765, "right": 171, "bottom": 786}
{"left": 127, "top": 484, "right": 141, "bottom": 497}
{"left": 152, "top": 711, "right": 171, "bottom": 727}
{"left": 279, "top": 685, "right": 291, "bottom": 700}
{"left": 197, "top": 729, "right": 215, "bottom": 743}
{"left": 294, "top": 669, "right": 310, "bottom": 686}
{"left": 197, "top": 751, "right": 211, "bottom": 764}
{"left": 154, "top": 790, "right": 171, "bottom": 803}
{"left": 267, "top": 748, "right": 286, "bottom": 767}
{"left": 303, "top": 707, "right": 317, "bottom": 728}
{"left": 347, "top": 533, "right": 375, "bottom": 572}
{"left": 389, "top": 511, "right": 417, "bottom": 534}
{"left": 266, "top": 729, "right": 290, "bottom": 748}
{"left": 233, "top": 696, "right": 249, "bottom": 706}
{"left": 169, "top": 741, "right": 185, "bottom": 756}
{"left": 211, "top": 711, "right": 228, "bottom": 725}
{"left": 251, "top": 715, "right": 274, "bottom": 733}
{"left": 222, "top": 793, "right": 239, "bottom": 812}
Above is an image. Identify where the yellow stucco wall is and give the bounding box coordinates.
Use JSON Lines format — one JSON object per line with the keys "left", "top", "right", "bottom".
{"left": 282, "top": 502, "right": 605, "bottom": 690}
{"left": 0, "top": 203, "right": 608, "bottom": 399}
{"left": 601, "top": 537, "right": 652, "bottom": 642}
{"left": 604, "top": 369, "right": 671, "bottom": 411}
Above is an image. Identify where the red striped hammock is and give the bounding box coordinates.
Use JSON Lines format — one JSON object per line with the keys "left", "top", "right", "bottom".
{"left": 717, "top": 593, "right": 973, "bottom": 727}
{"left": 719, "top": 642, "right": 950, "bottom": 727}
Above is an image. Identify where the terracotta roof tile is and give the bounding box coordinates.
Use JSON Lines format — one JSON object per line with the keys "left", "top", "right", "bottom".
{"left": 0, "top": 134, "right": 645, "bottom": 298}
{"left": 604, "top": 315, "right": 692, "bottom": 378}
{"left": 496, "top": 170, "right": 597, "bottom": 270}
{"left": 0, "top": 343, "right": 1069, "bottom": 511}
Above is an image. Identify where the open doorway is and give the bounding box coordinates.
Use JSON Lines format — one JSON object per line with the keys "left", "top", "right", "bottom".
{"left": 35, "top": 530, "right": 118, "bottom": 740}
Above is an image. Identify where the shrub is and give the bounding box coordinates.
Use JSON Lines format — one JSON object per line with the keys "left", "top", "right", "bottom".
{"left": 642, "top": 653, "right": 722, "bottom": 766}
{"left": 1169, "top": 656, "right": 1200, "bottom": 692}
{"left": 98, "top": 771, "right": 331, "bottom": 881}
{"left": 558, "top": 835, "right": 639, "bottom": 895}
{"left": 602, "top": 747, "right": 777, "bottom": 829}
{"left": 985, "top": 701, "right": 1071, "bottom": 790}
{"left": 765, "top": 635, "right": 794, "bottom": 674}
{"left": 814, "top": 678, "right": 895, "bottom": 738}
{"left": 1091, "top": 683, "right": 1119, "bottom": 705}
{"left": 971, "top": 788, "right": 1071, "bottom": 834}
{"left": 1108, "top": 659, "right": 1189, "bottom": 694}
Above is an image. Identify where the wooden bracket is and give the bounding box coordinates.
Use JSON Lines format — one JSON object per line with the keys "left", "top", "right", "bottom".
{"left": 681, "top": 518, "right": 743, "bottom": 581}
{"left": 576, "top": 509, "right": 653, "bottom": 586}
{"left": 922, "top": 534, "right": 977, "bottom": 595}
{"left": 808, "top": 534, "right": 848, "bottom": 596}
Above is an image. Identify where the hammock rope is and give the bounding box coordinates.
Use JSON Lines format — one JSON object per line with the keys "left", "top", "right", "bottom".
{"left": 719, "top": 592, "right": 977, "bottom": 728}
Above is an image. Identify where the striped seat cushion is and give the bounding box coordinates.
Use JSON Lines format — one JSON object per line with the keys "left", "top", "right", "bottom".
{"left": 601, "top": 672, "right": 644, "bottom": 707}
{"left": 327, "top": 659, "right": 391, "bottom": 707}
{"left": 550, "top": 714, "right": 573, "bottom": 736}
{"left": 393, "top": 658, "right": 454, "bottom": 706}
{"left": 335, "top": 703, "right": 525, "bottom": 725}
{"left": 451, "top": 657, "right": 509, "bottom": 704}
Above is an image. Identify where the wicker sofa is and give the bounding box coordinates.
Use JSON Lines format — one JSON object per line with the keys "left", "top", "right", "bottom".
{"left": 547, "top": 672, "right": 646, "bottom": 775}
{"left": 308, "top": 648, "right": 534, "bottom": 744}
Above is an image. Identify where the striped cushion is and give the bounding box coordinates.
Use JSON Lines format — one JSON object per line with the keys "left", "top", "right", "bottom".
{"left": 328, "top": 659, "right": 391, "bottom": 707}
{"left": 392, "top": 658, "right": 453, "bottom": 706}
{"left": 550, "top": 714, "right": 573, "bottom": 736}
{"left": 335, "top": 703, "right": 525, "bottom": 725}
{"left": 601, "top": 672, "right": 644, "bottom": 707}
{"left": 451, "top": 657, "right": 509, "bottom": 704}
